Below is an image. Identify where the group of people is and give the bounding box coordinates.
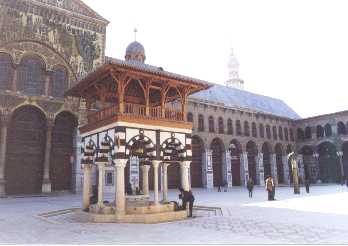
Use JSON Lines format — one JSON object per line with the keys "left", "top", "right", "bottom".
{"left": 246, "top": 175, "right": 312, "bottom": 201}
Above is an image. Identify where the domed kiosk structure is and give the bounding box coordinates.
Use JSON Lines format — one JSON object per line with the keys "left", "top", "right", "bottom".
{"left": 125, "top": 41, "right": 146, "bottom": 63}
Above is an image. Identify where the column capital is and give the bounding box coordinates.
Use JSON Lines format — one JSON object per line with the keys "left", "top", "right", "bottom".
{"left": 115, "top": 159, "right": 127, "bottom": 168}
{"left": 81, "top": 163, "right": 93, "bottom": 170}
{"left": 180, "top": 161, "right": 191, "bottom": 169}
{"left": 141, "top": 164, "right": 151, "bottom": 170}
{"left": 152, "top": 160, "right": 161, "bottom": 168}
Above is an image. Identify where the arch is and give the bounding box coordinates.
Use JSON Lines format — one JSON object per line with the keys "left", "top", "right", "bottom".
{"left": 246, "top": 141, "right": 258, "bottom": 184}
{"left": 227, "top": 118, "right": 233, "bottom": 135}
{"left": 208, "top": 116, "right": 215, "bottom": 133}
{"left": 316, "top": 125, "right": 324, "bottom": 138}
{"left": 211, "top": 138, "right": 225, "bottom": 187}
{"left": 5, "top": 105, "right": 47, "bottom": 194}
{"left": 0, "top": 52, "right": 14, "bottom": 91}
{"left": 191, "top": 135, "right": 204, "bottom": 188}
{"left": 18, "top": 55, "right": 46, "bottom": 96}
{"left": 229, "top": 139, "right": 242, "bottom": 186}
{"left": 342, "top": 142, "right": 348, "bottom": 180}
{"left": 252, "top": 122, "right": 257, "bottom": 138}
{"left": 305, "top": 126, "right": 312, "bottom": 139}
{"left": 259, "top": 123, "right": 265, "bottom": 138}
{"left": 127, "top": 134, "right": 156, "bottom": 160}
{"left": 297, "top": 128, "right": 304, "bottom": 141}
{"left": 324, "top": 124, "right": 332, "bottom": 137}
{"left": 317, "top": 141, "right": 340, "bottom": 183}
{"left": 244, "top": 121, "right": 250, "bottom": 137}
{"left": 272, "top": 126, "right": 277, "bottom": 140}
{"left": 266, "top": 125, "right": 271, "bottom": 139}
{"left": 236, "top": 120, "right": 242, "bottom": 136}
{"left": 337, "top": 122, "right": 346, "bottom": 135}
{"left": 51, "top": 66, "right": 68, "bottom": 98}
{"left": 198, "top": 114, "right": 204, "bottom": 132}
{"left": 275, "top": 143, "right": 284, "bottom": 184}
{"left": 300, "top": 145, "right": 314, "bottom": 182}
{"left": 218, "top": 117, "right": 224, "bottom": 134}
{"left": 50, "top": 111, "right": 78, "bottom": 191}
{"left": 284, "top": 127, "right": 289, "bottom": 141}
{"left": 124, "top": 79, "right": 146, "bottom": 104}
{"left": 262, "top": 142, "right": 272, "bottom": 178}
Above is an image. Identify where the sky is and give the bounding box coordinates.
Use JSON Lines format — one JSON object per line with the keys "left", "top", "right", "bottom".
{"left": 81, "top": 0, "right": 348, "bottom": 118}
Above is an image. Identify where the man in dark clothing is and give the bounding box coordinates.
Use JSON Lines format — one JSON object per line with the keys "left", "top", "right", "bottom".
{"left": 125, "top": 182, "right": 133, "bottom": 195}
{"left": 305, "top": 178, "right": 310, "bottom": 193}
{"left": 90, "top": 185, "right": 98, "bottom": 205}
{"left": 178, "top": 187, "right": 195, "bottom": 217}
{"left": 247, "top": 178, "right": 254, "bottom": 198}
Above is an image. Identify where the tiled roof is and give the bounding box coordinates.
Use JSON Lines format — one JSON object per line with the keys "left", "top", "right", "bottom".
{"left": 105, "top": 56, "right": 301, "bottom": 120}
{"left": 190, "top": 84, "right": 301, "bottom": 119}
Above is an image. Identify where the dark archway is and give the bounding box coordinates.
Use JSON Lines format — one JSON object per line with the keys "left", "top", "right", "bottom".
{"left": 246, "top": 141, "right": 257, "bottom": 184}
{"left": 300, "top": 146, "right": 314, "bottom": 183}
{"left": 286, "top": 145, "right": 293, "bottom": 183}
{"left": 50, "top": 111, "right": 78, "bottom": 191}
{"left": 5, "top": 106, "right": 46, "bottom": 194}
{"left": 342, "top": 142, "right": 348, "bottom": 179}
{"left": 275, "top": 143, "right": 284, "bottom": 184}
{"left": 191, "top": 135, "right": 204, "bottom": 188}
{"left": 229, "top": 139, "right": 241, "bottom": 186}
{"left": 262, "top": 142, "right": 272, "bottom": 179}
{"left": 318, "top": 142, "right": 340, "bottom": 183}
{"left": 211, "top": 138, "right": 224, "bottom": 187}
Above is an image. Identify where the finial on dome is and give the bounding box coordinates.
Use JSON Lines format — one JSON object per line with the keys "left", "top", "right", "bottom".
{"left": 134, "top": 27, "right": 138, "bottom": 41}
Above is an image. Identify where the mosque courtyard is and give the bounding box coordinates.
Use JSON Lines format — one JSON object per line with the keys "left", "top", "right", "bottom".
{"left": 0, "top": 185, "right": 347, "bottom": 244}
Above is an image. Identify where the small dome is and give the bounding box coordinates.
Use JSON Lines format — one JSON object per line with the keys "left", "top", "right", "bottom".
{"left": 125, "top": 41, "right": 146, "bottom": 63}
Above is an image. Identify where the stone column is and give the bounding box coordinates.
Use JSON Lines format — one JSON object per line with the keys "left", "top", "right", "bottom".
{"left": 152, "top": 160, "right": 161, "bottom": 205}
{"left": 240, "top": 152, "right": 249, "bottom": 186}
{"left": 225, "top": 150, "right": 233, "bottom": 188}
{"left": 97, "top": 163, "right": 105, "bottom": 209}
{"left": 282, "top": 155, "right": 290, "bottom": 185}
{"left": 141, "top": 165, "right": 150, "bottom": 195}
{"left": 270, "top": 153, "right": 278, "bottom": 185}
{"left": 42, "top": 120, "right": 54, "bottom": 193}
{"left": 180, "top": 161, "right": 191, "bottom": 191}
{"left": 257, "top": 153, "right": 265, "bottom": 186}
{"left": 203, "top": 149, "right": 214, "bottom": 189}
{"left": 0, "top": 113, "right": 9, "bottom": 197}
{"left": 297, "top": 155, "right": 304, "bottom": 183}
{"left": 162, "top": 163, "right": 170, "bottom": 202}
{"left": 115, "top": 159, "right": 127, "bottom": 214}
{"left": 82, "top": 164, "right": 93, "bottom": 210}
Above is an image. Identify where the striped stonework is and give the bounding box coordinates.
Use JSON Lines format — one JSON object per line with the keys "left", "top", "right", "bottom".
{"left": 95, "top": 136, "right": 114, "bottom": 165}
{"left": 81, "top": 139, "right": 96, "bottom": 166}
{"left": 126, "top": 134, "right": 156, "bottom": 160}
{"left": 114, "top": 127, "right": 126, "bottom": 159}
{"left": 161, "top": 137, "right": 186, "bottom": 161}
{"left": 185, "top": 134, "right": 192, "bottom": 162}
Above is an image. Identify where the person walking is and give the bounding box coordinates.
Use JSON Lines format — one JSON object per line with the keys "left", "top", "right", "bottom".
{"left": 265, "top": 176, "right": 274, "bottom": 201}
{"left": 305, "top": 178, "right": 310, "bottom": 193}
{"left": 178, "top": 187, "right": 195, "bottom": 217}
{"left": 247, "top": 178, "right": 254, "bottom": 198}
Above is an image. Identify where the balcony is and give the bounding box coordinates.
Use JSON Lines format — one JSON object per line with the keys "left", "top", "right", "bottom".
{"left": 85, "top": 103, "right": 186, "bottom": 131}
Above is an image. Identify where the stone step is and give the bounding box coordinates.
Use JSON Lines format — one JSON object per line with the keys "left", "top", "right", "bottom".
{"left": 126, "top": 203, "right": 175, "bottom": 215}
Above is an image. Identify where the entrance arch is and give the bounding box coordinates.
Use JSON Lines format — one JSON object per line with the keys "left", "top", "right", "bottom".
{"left": 211, "top": 138, "right": 224, "bottom": 187}
{"left": 229, "top": 139, "right": 241, "bottom": 186}
{"left": 246, "top": 141, "right": 257, "bottom": 184}
{"left": 318, "top": 142, "right": 340, "bottom": 183}
{"left": 262, "top": 142, "right": 272, "bottom": 179}
{"left": 275, "top": 143, "right": 284, "bottom": 184}
{"left": 191, "top": 135, "right": 204, "bottom": 188}
{"left": 50, "top": 111, "right": 78, "bottom": 191}
{"left": 5, "top": 106, "right": 46, "bottom": 194}
{"left": 300, "top": 145, "right": 314, "bottom": 182}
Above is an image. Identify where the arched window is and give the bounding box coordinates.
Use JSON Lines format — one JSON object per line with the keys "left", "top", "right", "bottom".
{"left": 304, "top": 126, "right": 312, "bottom": 139}
{"left": 18, "top": 56, "right": 46, "bottom": 96}
{"left": 252, "top": 122, "right": 257, "bottom": 138}
{"left": 290, "top": 129, "right": 294, "bottom": 141}
{"left": 209, "top": 116, "right": 215, "bottom": 133}
{"left": 218, "top": 117, "right": 224, "bottom": 134}
{"left": 272, "top": 126, "right": 277, "bottom": 140}
{"left": 198, "top": 114, "right": 204, "bottom": 132}
{"left": 266, "top": 125, "right": 271, "bottom": 139}
{"left": 244, "top": 121, "right": 250, "bottom": 136}
{"left": 227, "top": 118, "right": 233, "bottom": 135}
{"left": 51, "top": 67, "right": 68, "bottom": 98}
{"left": 0, "top": 53, "right": 13, "bottom": 91}
{"left": 187, "top": 112, "right": 193, "bottom": 122}
{"left": 259, "top": 123, "right": 265, "bottom": 138}
{"left": 236, "top": 120, "right": 242, "bottom": 136}
{"left": 337, "top": 122, "right": 346, "bottom": 135}
{"left": 324, "top": 124, "right": 332, "bottom": 137}
{"left": 297, "top": 128, "right": 304, "bottom": 141}
{"left": 284, "top": 127, "right": 289, "bottom": 141}
{"left": 278, "top": 126, "right": 283, "bottom": 140}
{"left": 316, "top": 125, "right": 324, "bottom": 138}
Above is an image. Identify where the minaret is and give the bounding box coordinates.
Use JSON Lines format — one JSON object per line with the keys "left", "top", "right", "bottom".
{"left": 225, "top": 48, "right": 244, "bottom": 90}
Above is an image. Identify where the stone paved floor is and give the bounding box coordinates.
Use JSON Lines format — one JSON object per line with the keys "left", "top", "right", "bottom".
{"left": 0, "top": 185, "right": 348, "bottom": 244}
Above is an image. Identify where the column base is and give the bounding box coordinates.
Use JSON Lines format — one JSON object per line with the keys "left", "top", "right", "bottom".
{"left": 42, "top": 179, "right": 52, "bottom": 193}
{"left": 0, "top": 178, "right": 6, "bottom": 197}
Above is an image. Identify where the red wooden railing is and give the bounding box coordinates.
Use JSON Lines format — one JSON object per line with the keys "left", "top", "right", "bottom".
{"left": 87, "top": 103, "right": 184, "bottom": 124}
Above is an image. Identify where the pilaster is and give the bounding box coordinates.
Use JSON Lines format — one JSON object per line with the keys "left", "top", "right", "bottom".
{"left": 0, "top": 111, "right": 10, "bottom": 197}
{"left": 270, "top": 153, "right": 278, "bottom": 185}
{"left": 257, "top": 153, "right": 264, "bottom": 186}
{"left": 42, "top": 119, "right": 54, "bottom": 193}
